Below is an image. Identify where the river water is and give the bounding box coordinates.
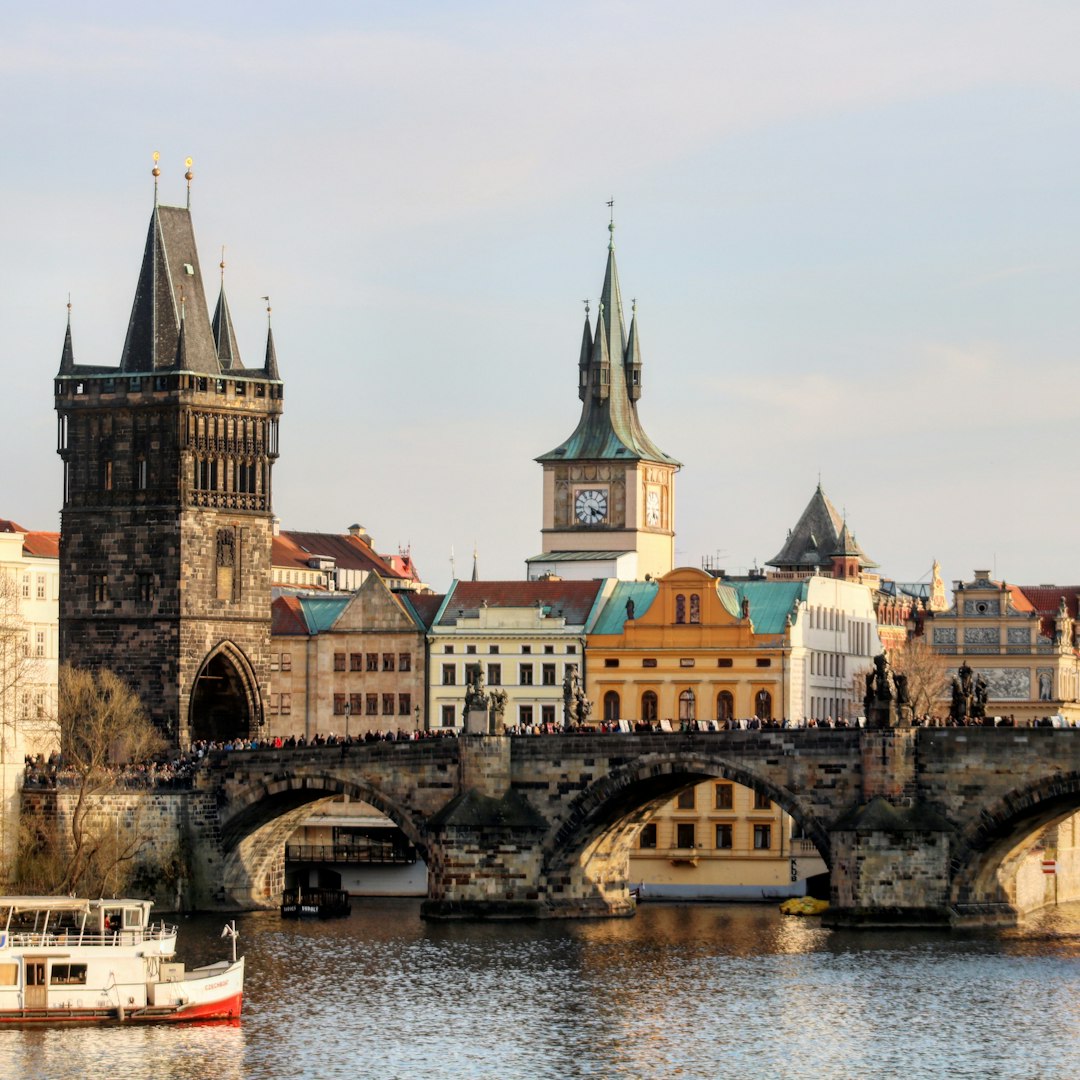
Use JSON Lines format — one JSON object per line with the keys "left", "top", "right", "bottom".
{"left": 3, "top": 899, "right": 1080, "bottom": 1079}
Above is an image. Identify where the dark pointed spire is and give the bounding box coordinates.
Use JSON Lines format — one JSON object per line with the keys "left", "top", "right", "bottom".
{"left": 119, "top": 203, "right": 221, "bottom": 374}
{"left": 212, "top": 250, "right": 242, "bottom": 371}
{"left": 58, "top": 298, "right": 75, "bottom": 374}
{"left": 261, "top": 295, "right": 279, "bottom": 380}
{"left": 264, "top": 326, "right": 280, "bottom": 381}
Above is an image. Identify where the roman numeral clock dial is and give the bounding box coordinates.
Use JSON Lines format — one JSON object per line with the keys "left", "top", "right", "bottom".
{"left": 574, "top": 488, "right": 608, "bottom": 525}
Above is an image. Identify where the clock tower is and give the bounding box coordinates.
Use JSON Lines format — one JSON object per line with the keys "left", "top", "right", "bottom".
{"left": 528, "top": 220, "right": 679, "bottom": 581}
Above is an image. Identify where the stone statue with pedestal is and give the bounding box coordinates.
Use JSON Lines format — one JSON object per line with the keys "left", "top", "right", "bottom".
{"left": 864, "top": 652, "right": 913, "bottom": 728}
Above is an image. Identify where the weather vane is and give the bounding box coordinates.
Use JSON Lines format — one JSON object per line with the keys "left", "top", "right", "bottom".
{"left": 185, "top": 156, "right": 194, "bottom": 209}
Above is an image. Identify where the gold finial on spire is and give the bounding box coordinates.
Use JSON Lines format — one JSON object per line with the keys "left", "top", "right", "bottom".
{"left": 261, "top": 295, "right": 272, "bottom": 326}
{"left": 66, "top": 292, "right": 72, "bottom": 324}
{"left": 583, "top": 298, "right": 590, "bottom": 317}
{"left": 220, "top": 245, "right": 226, "bottom": 282}
{"left": 152, "top": 151, "right": 160, "bottom": 205}
{"left": 606, "top": 197, "right": 615, "bottom": 250}
{"left": 184, "top": 156, "right": 194, "bottom": 209}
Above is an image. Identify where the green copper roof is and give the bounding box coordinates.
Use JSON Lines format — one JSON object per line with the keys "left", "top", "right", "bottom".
{"left": 298, "top": 595, "right": 350, "bottom": 633}
{"left": 537, "top": 228, "right": 679, "bottom": 467}
{"left": 591, "top": 581, "right": 660, "bottom": 634}
{"left": 733, "top": 581, "right": 807, "bottom": 636}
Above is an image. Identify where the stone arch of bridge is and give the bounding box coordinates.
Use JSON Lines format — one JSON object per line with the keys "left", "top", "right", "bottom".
{"left": 540, "top": 751, "right": 830, "bottom": 912}
{"left": 216, "top": 770, "right": 430, "bottom": 907}
{"left": 949, "top": 770, "right": 1080, "bottom": 910}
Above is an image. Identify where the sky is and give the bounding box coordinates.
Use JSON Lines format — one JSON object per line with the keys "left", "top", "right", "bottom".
{"left": 3, "top": 1, "right": 1080, "bottom": 594}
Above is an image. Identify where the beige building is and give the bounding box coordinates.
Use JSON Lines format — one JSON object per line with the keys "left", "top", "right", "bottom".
{"left": 268, "top": 574, "right": 435, "bottom": 738}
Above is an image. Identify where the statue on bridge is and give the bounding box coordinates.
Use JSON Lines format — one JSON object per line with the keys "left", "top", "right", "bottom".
{"left": 463, "top": 664, "right": 493, "bottom": 734}
{"left": 865, "top": 652, "right": 913, "bottom": 728}
{"left": 949, "top": 663, "right": 991, "bottom": 725}
{"left": 562, "top": 665, "right": 592, "bottom": 730}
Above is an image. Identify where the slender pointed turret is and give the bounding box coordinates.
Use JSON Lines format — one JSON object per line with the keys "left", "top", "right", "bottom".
{"left": 264, "top": 325, "right": 280, "bottom": 381}
{"left": 58, "top": 303, "right": 75, "bottom": 374}
{"left": 625, "top": 301, "right": 642, "bottom": 402}
{"left": 212, "top": 253, "right": 242, "bottom": 370}
{"left": 576, "top": 309, "right": 592, "bottom": 402}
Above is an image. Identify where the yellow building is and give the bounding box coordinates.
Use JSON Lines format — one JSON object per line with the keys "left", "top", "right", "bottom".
{"left": 585, "top": 567, "right": 828, "bottom": 897}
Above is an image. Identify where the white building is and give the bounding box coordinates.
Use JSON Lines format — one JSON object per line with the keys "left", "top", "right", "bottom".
{"left": 0, "top": 519, "right": 61, "bottom": 874}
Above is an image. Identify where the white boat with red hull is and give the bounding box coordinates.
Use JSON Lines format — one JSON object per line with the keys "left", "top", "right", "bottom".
{"left": 0, "top": 896, "right": 244, "bottom": 1024}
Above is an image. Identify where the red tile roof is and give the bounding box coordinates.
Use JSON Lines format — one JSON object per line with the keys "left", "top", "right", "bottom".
{"left": 439, "top": 580, "right": 605, "bottom": 626}
{"left": 272, "top": 595, "right": 310, "bottom": 636}
{"left": 0, "top": 519, "right": 28, "bottom": 533}
{"left": 273, "top": 530, "right": 404, "bottom": 579}
{"left": 1016, "top": 585, "right": 1080, "bottom": 639}
{"left": 22, "top": 532, "right": 59, "bottom": 559}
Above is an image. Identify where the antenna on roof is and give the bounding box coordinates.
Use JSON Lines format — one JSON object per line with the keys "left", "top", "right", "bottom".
{"left": 152, "top": 151, "right": 160, "bottom": 206}
{"left": 184, "top": 157, "right": 194, "bottom": 210}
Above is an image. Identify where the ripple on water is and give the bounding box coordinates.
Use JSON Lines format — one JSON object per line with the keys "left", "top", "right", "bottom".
{"left": 4, "top": 900, "right": 1080, "bottom": 1079}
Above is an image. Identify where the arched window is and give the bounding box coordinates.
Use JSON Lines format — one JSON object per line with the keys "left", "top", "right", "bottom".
{"left": 679, "top": 688, "right": 696, "bottom": 721}
{"left": 717, "top": 691, "right": 734, "bottom": 722}
{"left": 675, "top": 594, "right": 686, "bottom": 624}
{"left": 689, "top": 594, "right": 700, "bottom": 624}
{"left": 755, "top": 689, "right": 772, "bottom": 721}
{"left": 603, "top": 690, "right": 620, "bottom": 722}
{"left": 641, "top": 691, "right": 658, "bottom": 722}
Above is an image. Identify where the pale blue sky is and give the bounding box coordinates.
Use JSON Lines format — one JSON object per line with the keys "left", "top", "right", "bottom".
{"left": 3, "top": 2, "right": 1080, "bottom": 591}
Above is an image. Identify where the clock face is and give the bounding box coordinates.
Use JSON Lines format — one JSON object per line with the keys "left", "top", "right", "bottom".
{"left": 645, "top": 489, "right": 661, "bottom": 527}
{"left": 575, "top": 488, "right": 608, "bottom": 525}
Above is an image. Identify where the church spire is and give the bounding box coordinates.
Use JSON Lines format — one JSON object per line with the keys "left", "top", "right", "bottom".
{"left": 537, "top": 214, "right": 678, "bottom": 468}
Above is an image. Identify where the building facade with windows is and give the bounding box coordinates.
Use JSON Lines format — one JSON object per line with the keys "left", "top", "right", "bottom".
{"left": 268, "top": 573, "right": 432, "bottom": 738}
{"left": 427, "top": 580, "right": 611, "bottom": 730}
{"left": 0, "top": 520, "right": 61, "bottom": 875}
{"left": 628, "top": 777, "right": 826, "bottom": 900}
{"left": 272, "top": 522, "right": 421, "bottom": 594}
{"left": 922, "top": 570, "right": 1080, "bottom": 724}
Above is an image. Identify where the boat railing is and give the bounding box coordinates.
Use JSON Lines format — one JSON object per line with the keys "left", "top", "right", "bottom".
{"left": 5, "top": 922, "right": 178, "bottom": 949}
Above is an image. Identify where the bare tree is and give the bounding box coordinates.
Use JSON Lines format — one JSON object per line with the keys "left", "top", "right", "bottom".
{"left": 18, "top": 664, "right": 166, "bottom": 896}
{"left": 889, "top": 637, "right": 950, "bottom": 719}
{"left": 0, "top": 571, "right": 39, "bottom": 760}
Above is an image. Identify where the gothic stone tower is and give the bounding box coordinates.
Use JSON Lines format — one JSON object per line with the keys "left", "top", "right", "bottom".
{"left": 54, "top": 169, "right": 283, "bottom": 746}
{"left": 529, "top": 221, "right": 679, "bottom": 582}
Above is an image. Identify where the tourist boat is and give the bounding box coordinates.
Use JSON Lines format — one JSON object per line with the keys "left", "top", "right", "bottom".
{"left": 0, "top": 896, "right": 244, "bottom": 1024}
{"left": 280, "top": 886, "right": 351, "bottom": 919}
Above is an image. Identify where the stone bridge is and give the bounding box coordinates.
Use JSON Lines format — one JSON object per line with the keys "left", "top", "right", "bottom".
{"left": 173, "top": 727, "right": 1080, "bottom": 928}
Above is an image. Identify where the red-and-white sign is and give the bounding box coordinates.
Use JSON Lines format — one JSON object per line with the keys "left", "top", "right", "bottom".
{"left": 1042, "top": 860, "right": 1057, "bottom": 875}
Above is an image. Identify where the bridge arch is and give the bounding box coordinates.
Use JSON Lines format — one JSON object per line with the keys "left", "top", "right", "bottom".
{"left": 539, "top": 750, "right": 831, "bottom": 916}
{"left": 216, "top": 770, "right": 431, "bottom": 908}
{"left": 950, "top": 769, "right": 1080, "bottom": 912}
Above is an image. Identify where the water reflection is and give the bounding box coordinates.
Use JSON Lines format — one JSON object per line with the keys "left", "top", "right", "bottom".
{"left": 5, "top": 900, "right": 1080, "bottom": 1079}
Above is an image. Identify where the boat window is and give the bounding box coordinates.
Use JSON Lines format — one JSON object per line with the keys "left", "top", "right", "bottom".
{"left": 0, "top": 964, "right": 16, "bottom": 986}
{"left": 123, "top": 908, "right": 144, "bottom": 929}
{"left": 50, "top": 964, "right": 88, "bottom": 986}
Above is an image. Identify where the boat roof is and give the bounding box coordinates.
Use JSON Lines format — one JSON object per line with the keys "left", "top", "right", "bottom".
{"left": 0, "top": 897, "right": 152, "bottom": 913}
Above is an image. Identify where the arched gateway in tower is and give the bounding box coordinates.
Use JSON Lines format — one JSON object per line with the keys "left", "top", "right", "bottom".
{"left": 528, "top": 220, "right": 679, "bottom": 582}
{"left": 54, "top": 165, "right": 283, "bottom": 746}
